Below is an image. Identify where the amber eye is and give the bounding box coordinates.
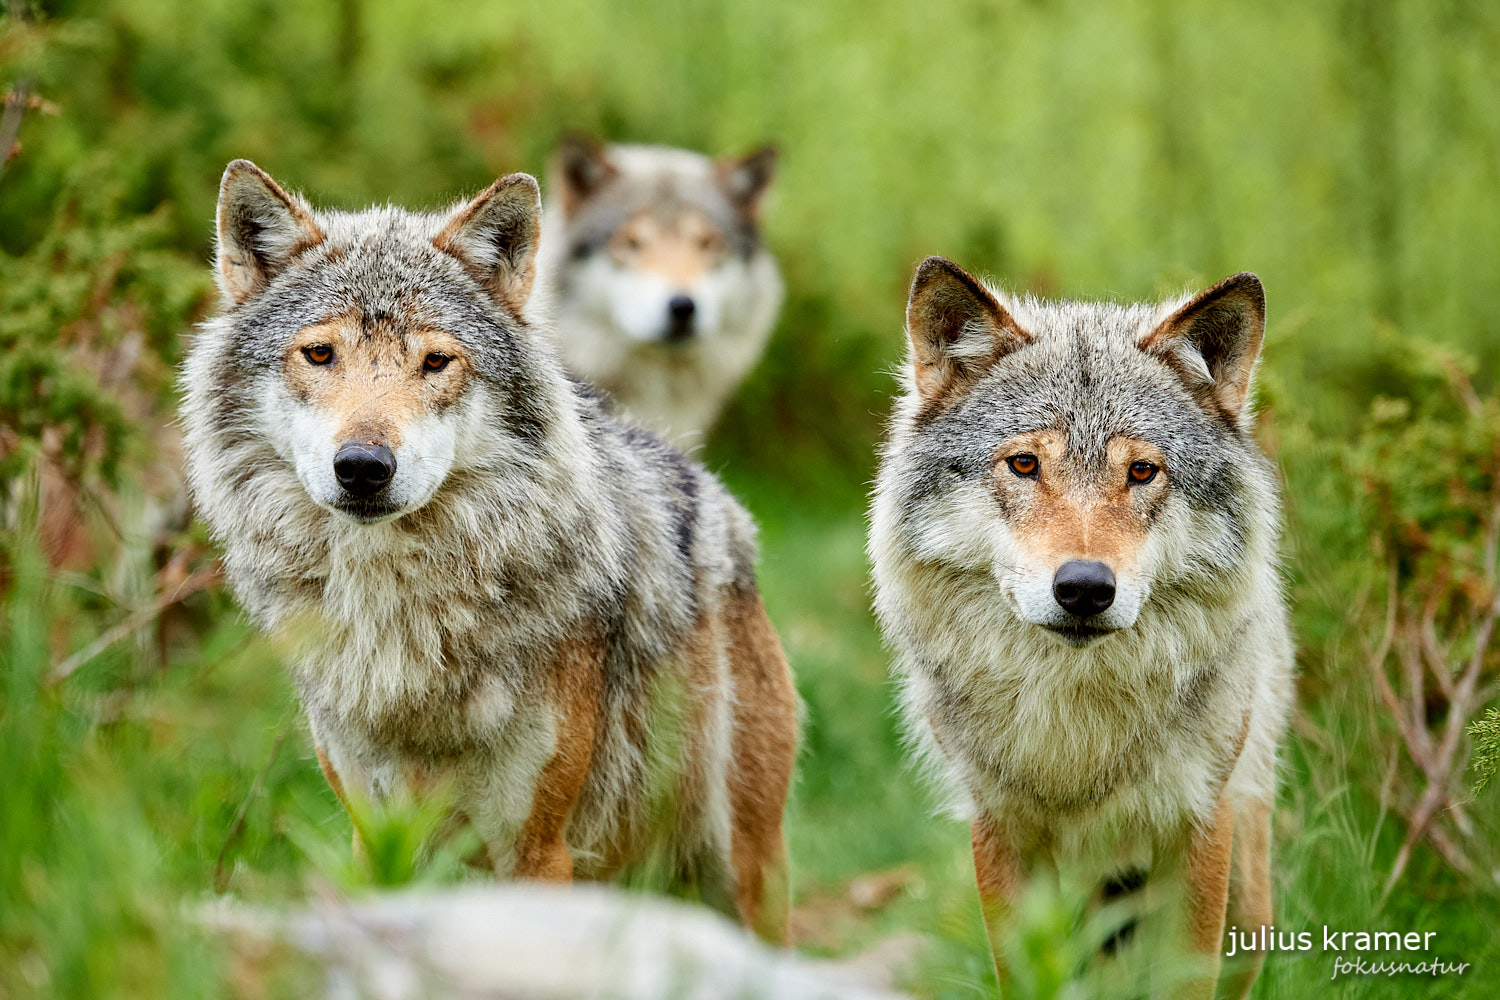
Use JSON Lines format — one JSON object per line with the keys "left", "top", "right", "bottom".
{"left": 698, "top": 235, "right": 717, "bottom": 251}
{"left": 423, "top": 353, "right": 451, "bottom": 373}
{"left": 1129, "top": 461, "right": 1159, "bottom": 484}
{"left": 302, "top": 344, "right": 334, "bottom": 365}
{"left": 622, "top": 236, "right": 642, "bottom": 252}
{"left": 1006, "top": 454, "right": 1039, "bottom": 478}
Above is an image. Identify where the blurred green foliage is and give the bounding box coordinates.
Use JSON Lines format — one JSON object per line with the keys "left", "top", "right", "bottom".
{"left": 1472, "top": 709, "right": 1500, "bottom": 794}
{"left": 3, "top": 0, "right": 1500, "bottom": 997}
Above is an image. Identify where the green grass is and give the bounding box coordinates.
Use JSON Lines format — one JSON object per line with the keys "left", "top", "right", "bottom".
{"left": 7, "top": 479, "right": 1498, "bottom": 997}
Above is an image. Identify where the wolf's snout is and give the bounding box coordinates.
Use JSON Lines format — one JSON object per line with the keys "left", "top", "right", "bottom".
{"left": 665, "top": 295, "right": 697, "bottom": 342}
{"left": 334, "top": 442, "right": 396, "bottom": 497}
{"left": 1052, "top": 560, "right": 1116, "bottom": 617}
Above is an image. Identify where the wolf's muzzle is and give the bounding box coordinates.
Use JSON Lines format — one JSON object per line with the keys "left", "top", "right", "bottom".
{"left": 334, "top": 442, "right": 396, "bottom": 498}
{"left": 1052, "top": 560, "right": 1116, "bottom": 616}
{"left": 664, "top": 294, "right": 696, "bottom": 343}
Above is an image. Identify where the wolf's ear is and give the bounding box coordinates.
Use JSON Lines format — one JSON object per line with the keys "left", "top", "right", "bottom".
{"left": 1140, "top": 272, "right": 1265, "bottom": 419}
{"left": 434, "top": 173, "right": 543, "bottom": 317}
{"left": 215, "top": 160, "right": 324, "bottom": 306}
{"left": 905, "top": 256, "right": 1031, "bottom": 404}
{"left": 717, "top": 144, "right": 776, "bottom": 216}
{"left": 553, "top": 134, "right": 616, "bottom": 216}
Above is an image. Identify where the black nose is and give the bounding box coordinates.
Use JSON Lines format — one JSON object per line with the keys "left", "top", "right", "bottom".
{"left": 665, "top": 295, "right": 697, "bottom": 343}
{"left": 333, "top": 442, "right": 396, "bottom": 497}
{"left": 1052, "top": 560, "right": 1116, "bottom": 617}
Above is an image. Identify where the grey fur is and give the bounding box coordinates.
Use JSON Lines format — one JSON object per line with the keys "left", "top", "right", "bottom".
{"left": 869, "top": 258, "right": 1294, "bottom": 929}
{"left": 182, "top": 161, "right": 776, "bottom": 890}
{"left": 536, "top": 142, "right": 784, "bottom": 443}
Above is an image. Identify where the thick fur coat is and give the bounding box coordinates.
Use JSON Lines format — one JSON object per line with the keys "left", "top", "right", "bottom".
{"left": 869, "top": 257, "right": 1293, "bottom": 997}
{"left": 180, "top": 161, "right": 797, "bottom": 940}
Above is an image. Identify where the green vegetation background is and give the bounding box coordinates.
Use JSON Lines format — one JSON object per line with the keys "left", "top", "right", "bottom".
{"left": 4, "top": 0, "right": 1500, "bottom": 996}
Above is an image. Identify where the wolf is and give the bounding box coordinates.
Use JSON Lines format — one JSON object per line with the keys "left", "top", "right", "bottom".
{"left": 535, "top": 135, "right": 784, "bottom": 443}
{"left": 180, "top": 160, "right": 799, "bottom": 942}
{"left": 868, "top": 257, "right": 1293, "bottom": 997}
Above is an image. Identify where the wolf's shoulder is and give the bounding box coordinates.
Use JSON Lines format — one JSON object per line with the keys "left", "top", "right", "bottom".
{"left": 575, "top": 387, "right": 759, "bottom": 588}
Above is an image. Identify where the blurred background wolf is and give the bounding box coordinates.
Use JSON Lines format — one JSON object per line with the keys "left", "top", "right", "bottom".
{"left": 537, "top": 135, "right": 782, "bottom": 443}
{"left": 3, "top": 1, "right": 1500, "bottom": 998}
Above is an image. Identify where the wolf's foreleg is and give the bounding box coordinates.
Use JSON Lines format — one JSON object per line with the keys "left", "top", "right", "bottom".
{"left": 723, "top": 589, "right": 798, "bottom": 945}
{"left": 1153, "top": 796, "right": 1234, "bottom": 1000}
{"left": 309, "top": 719, "right": 403, "bottom": 867}
{"left": 970, "top": 813, "right": 1030, "bottom": 994}
{"left": 507, "top": 636, "right": 604, "bottom": 882}
{"left": 1220, "top": 800, "right": 1271, "bottom": 999}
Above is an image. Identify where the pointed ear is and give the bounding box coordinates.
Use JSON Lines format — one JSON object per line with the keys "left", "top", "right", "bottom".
{"left": 905, "top": 256, "right": 1031, "bottom": 405}
{"left": 215, "top": 160, "right": 324, "bottom": 306}
{"left": 1140, "top": 272, "right": 1265, "bottom": 419}
{"left": 433, "top": 173, "right": 543, "bottom": 317}
{"left": 716, "top": 144, "right": 776, "bottom": 217}
{"left": 552, "top": 133, "right": 616, "bottom": 217}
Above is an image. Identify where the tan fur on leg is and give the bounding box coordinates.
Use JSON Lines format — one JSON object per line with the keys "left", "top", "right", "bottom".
{"left": 1164, "top": 796, "right": 1235, "bottom": 1000}
{"left": 512, "top": 636, "right": 603, "bottom": 882}
{"left": 972, "top": 813, "right": 1026, "bottom": 990}
{"left": 316, "top": 745, "right": 347, "bottom": 802}
{"left": 723, "top": 589, "right": 798, "bottom": 944}
{"left": 1222, "top": 800, "right": 1272, "bottom": 999}
{"left": 316, "top": 745, "right": 368, "bottom": 867}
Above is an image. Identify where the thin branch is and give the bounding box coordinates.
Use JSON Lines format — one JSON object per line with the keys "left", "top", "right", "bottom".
{"left": 1436, "top": 602, "right": 1498, "bottom": 773}
{"left": 1424, "top": 821, "right": 1476, "bottom": 879}
{"left": 1368, "top": 745, "right": 1399, "bottom": 868}
{"left": 1399, "top": 629, "right": 1431, "bottom": 764}
{"left": 1444, "top": 360, "right": 1484, "bottom": 419}
{"left": 1419, "top": 592, "right": 1455, "bottom": 700}
{"left": 1369, "top": 624, "right": 1425, "bottom": 767}
{"left": 1447, "top": 797, "right": 1474, "bottom": 838}
{"left": 214, "top": 717, "right": 291, "bottom": 894}
{"left": 0, "top": 0, "right": 36, "bottom": 186}
{"left": 1367, "top": 561, "right": 1408, "bottom": 730}
{"left": 1370, "top": 557, "right": 1399, "bottom": 669}
{"left": 0, "top": 80, "right": 29, "bottom": 183}
{"left": 1484, "top": 491, "right": 1500, "bottom": 588}
{"left": 1381, "top": 782, "right": 1447, "bottom": 902}
{"left": 47, "top": 564, "right": 221, "bottom": 686}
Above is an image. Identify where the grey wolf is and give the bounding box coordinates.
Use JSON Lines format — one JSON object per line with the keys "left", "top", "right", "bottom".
{"left": 180, "top": 160, "right": 798, "bottom": 941}
{"left": 535, "top": 135, "right": 783, "bottom": 443}
{"left": 868, "top": 256, "right": 1293, "bottom": 996}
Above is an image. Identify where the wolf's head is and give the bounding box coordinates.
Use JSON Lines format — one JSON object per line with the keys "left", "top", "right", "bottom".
{"left": 879, "top": 256, "right": 1276, "bottom": 649}
{"left": 200, "top": 160, "right": 562, "bottom": 525}
{"left": 545, "top": 136, "right": 776, "bottom": 346}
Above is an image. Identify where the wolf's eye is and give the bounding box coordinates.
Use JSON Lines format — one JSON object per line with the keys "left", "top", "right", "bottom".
{"left": 303, "top": 345, "right": 334, "bottom": 366}
{"left": 1006, "top": 454, "right": 1039, "bottom": 478}
{"left": 422, "top": 353, "right": 451, "bottom": 373}
{"left": 1128, "top": 461, "right": 1159, "bottom": 484}
{"left": 622, "top": 236, "right": 642, "bottom": 252}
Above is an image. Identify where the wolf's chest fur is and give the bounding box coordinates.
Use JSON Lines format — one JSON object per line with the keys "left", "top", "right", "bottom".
{"left": 258, "top": 513, "right": 595, "bottom": 758}
{"left": 891, "top": 561, "right": 1260, "bottom": 850}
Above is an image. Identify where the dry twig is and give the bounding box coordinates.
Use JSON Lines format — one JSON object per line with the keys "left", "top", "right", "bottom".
{"left": 47, "top": 563, "right": 221, "bottom": 686}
